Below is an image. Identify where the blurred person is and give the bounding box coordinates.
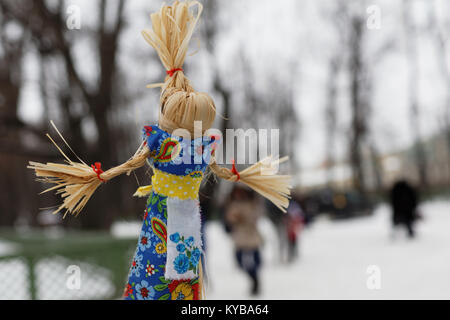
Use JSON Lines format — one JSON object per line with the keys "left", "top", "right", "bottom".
{"left": 390, "top": 180, "right": 420, "bottom": 239}
{"left": 265, "top": 199, "right": 287, "bottom": 263}
{"left": 225, "top": 185, "right": 263, "bottom": 296}
{"left": 284, "top": 199, "right": 305, "bottom": 263}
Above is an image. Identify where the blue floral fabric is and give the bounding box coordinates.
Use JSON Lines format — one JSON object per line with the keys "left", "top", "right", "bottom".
{"left": 123, "top": 124, "right": 220, "bottom": 300}
{"left": 124, "top": 192, "right": 202, "bottom": 300}
{"left": 124, "top": 192, "right": 173, "bottom": 300}
{"left": 142, "top": 125, "right": 219, "bottom": 176}
{"left": 169, "top": 232, "right": 202, "bottom": 275}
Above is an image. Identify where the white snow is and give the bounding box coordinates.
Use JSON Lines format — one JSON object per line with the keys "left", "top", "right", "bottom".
{"left": 35, "top": 256, "right": 114, "bottom": 300}
{"left": 205, "top": 200, "right": 450, "bottom": 300}
{"left": 111, "top": 220, "right": 142, "bottom": 239}
{"left": 0, "top": 240, "right": 18, "bottom": 256}
{"left": 0, "top": 258, "right": 30, "bottom": 300}
{"left": 0, "top": 255, "right": 115, "bottom": 300}
{"left": 2, "top": 200, "right": 448, "bottom": 299}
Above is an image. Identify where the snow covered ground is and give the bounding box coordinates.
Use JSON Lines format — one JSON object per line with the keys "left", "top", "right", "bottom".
{"left": 0, "top": 255, "right": 115, "bottom": 300}
{"left": 0, "top": 240, "right": 18, "bottom": 256}
{"left": 1, "top": 200, "right": 448, "bottom": 299}
{"left": 205, "top": 200, "right": 450, "bottom": 300}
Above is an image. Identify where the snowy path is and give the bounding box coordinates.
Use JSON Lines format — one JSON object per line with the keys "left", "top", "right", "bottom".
{"left": 205, "top": 201, "right": 450, "bottom": 300}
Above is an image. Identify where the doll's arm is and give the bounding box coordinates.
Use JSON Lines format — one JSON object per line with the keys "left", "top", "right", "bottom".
{"left": 209, "top": 156, "right": 292, "bottom": 213}
{"left": 28, "top": 142, "right": 151, "bottom": 218}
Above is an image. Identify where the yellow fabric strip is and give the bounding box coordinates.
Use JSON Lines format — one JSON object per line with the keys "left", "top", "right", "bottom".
{"left": 151, "top": 169, "right": 203, "bottom": 200}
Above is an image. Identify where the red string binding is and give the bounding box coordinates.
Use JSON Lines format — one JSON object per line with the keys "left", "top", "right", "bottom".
{"left": 91, "top": 162, "right": 105, "bottom": 182}
{"left": 231, "top": 159, "right": 240, "bottom": 181}
{"left": 166, "top": 68, "right": 183, "bottom": 77}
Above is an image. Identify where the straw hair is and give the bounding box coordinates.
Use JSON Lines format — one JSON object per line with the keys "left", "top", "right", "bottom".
{"left": 142, "top": 0, "right": 216, "bottom": 136}
{"left": 142, "top": 1, "right": 201, "bottom": 91}
{"left": 158, "top": 89, "right": 216, "bottom": 135}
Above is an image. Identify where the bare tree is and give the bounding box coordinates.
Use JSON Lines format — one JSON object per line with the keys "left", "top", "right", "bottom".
{"left": 0, "top": 6, "right": 27, "bottom": 226}
{"left": 403, "top": 0, "right": 428, "bottom": 188}
{"left": 322, "top": 2, "right": 347, "bottom": 188}
{"left": 427, "top": 0, "right": 450, "bottom": 183}
{"left": 200, "top": 0, "right": 233, "bottom": 216}
{"left": 323, "top": 58, "right": 339, "bottom": 188}
{"left": 1, "top": 0, "right": 130, "bottom": 229}
{"left": 348, "top": 14, "right": 369, "bottom": 195}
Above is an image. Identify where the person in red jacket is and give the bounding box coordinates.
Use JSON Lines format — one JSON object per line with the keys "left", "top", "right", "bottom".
{"left": 285, "top": 199, "right": 305, "bottom": 262}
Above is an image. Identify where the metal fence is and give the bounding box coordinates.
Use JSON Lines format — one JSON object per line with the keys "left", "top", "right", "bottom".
{"left": 0, "top": 229, "right": 137, "bottom": 300}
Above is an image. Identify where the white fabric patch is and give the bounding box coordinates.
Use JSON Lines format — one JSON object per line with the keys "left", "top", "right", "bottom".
{"left": 165, "top": 197, "right": 202, "bottom": 280}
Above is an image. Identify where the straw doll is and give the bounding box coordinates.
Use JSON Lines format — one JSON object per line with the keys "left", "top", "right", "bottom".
{"left": 28, "top": 0, "right": 291, "bottom": 300}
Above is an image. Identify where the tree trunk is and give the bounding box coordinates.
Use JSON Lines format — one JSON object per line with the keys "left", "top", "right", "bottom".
{"left": 403, "top": 0, "right": 428, "bottom": 189}
{"left": 427, "top": 1, "right": 450, "bottom": 184}
{"left": 349, "top": 16, "right": 367, "bottom": 196}
{"left": 325, "top": 57, "right": 341, "bottom": 187}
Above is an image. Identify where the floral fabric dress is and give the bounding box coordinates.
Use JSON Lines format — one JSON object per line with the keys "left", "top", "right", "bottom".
{"left": 123, "top": 125, "right": 218, "bottom": 300}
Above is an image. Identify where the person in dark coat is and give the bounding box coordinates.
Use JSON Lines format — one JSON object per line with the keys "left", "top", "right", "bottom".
{"left": 390, "top": 180, "right": 419, "bottom": 238}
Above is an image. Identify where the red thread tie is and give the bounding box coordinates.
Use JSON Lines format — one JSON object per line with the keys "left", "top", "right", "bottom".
{"left": 166, "top": 68, "right": 183, "bottom": 77}
{"left": 91, "top": 162, "right": 105, "bottom": 182}
{"left": 231, "top": 159, "right": 240, "bottom": 181}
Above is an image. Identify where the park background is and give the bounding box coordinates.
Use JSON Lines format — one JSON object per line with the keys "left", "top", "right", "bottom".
{"left": 1, "top": 0, "right": 450, "bottom": 299}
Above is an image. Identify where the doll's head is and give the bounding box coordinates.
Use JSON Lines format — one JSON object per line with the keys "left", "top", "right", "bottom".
{"left": 142, "top": 1, "right": 216, "bottom": 136}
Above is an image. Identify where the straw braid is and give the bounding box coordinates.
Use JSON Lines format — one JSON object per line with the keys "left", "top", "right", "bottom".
{"left": 27, "top": 124, "right": 150, "bottom": 218}
{"left": 142, "top": 0, "right": 202, "bottom": 91}
{"left": 209, "top": 157, "right": 292, "bottom": 213}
